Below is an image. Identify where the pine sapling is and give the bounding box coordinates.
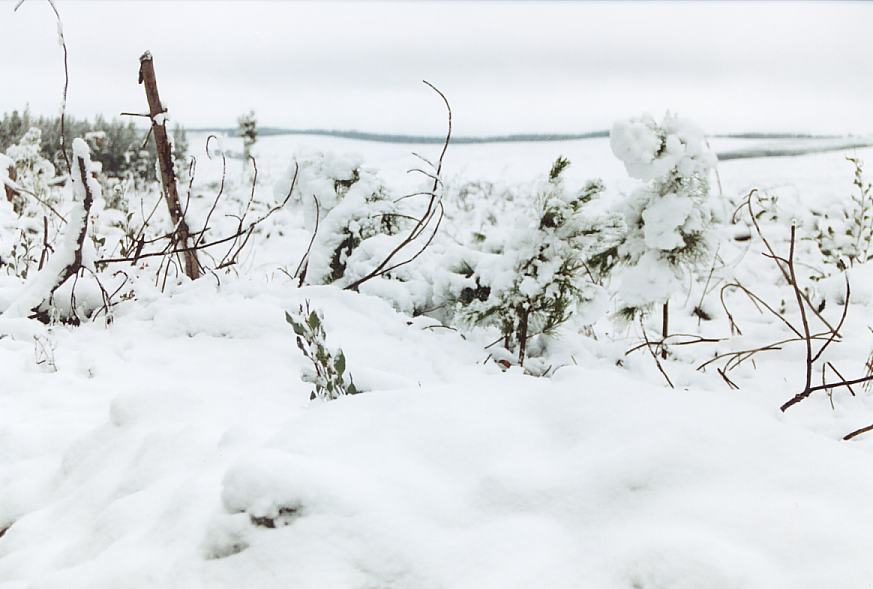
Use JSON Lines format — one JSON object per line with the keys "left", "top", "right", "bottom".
{"left": 454, "top": 156, "right": 624, "bottom": 367}
{"left": 609, "top": 112, "right": 718, "bottom": 344}
{"left": 237, "top": 110, "right": 257, "bottom": 170}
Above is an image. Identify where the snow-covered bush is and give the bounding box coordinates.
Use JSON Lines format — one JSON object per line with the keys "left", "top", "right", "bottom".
{"left": 3, "top": 138, "right": 100, "bottom": 322}
{"left": 286, "top": 301, "right": 359, "bottom": 401}
{"left": 2, "top": 127, "right": 58, "bottom": 214}
{"left": 443, "top": 179, "right": 520, "bottom": 245}
{"left": 814, "top": 156, "right": 872, "bottom": 271}
{"left": 0, "top": 129, "right": 65, "bottom": 280}
{"left": 451, "top": 157, "right": 624, "bottom": 367}
{"left": 609, "top": 112, "right": 718, "bottom": 319}
{"left": 276, "top": 151, "right": 401, "bottom": 286}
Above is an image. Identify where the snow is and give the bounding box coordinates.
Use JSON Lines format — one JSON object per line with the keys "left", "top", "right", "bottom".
{"left": 215, "top": 370, "right": 871, "bottom": 589}
{"left": 641, "top": 192, "right": 694, "bottom": 250}
{"left": 0, "top": 132, "right": 872, "bottom": 588}
{"left": 0, "top": 281, "right": 870, "bottom": 588}
{"left": 820, "top": 263, "right": 873, "bottom": 305}
{"left": 610, "top": 113, "right": 716, "bottom": 182}
{"left": 614, "top": 250, "right": 683, "bottom": 308}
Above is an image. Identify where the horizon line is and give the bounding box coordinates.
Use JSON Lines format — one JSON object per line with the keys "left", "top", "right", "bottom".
{"left": 184, "top": 127, "right": 865, "bottom": 145}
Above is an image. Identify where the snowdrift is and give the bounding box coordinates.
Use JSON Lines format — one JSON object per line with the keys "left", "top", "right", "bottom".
{"left": 1, "top": 283, "right": 870, "bottom": 589}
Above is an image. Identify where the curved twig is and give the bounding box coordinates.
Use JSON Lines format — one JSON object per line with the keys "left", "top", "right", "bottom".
{"left": 344, "top": 81, "right": 451, "bottom": 291}
{"left": 293, "top": 195, "right": 320, "bottom": 285}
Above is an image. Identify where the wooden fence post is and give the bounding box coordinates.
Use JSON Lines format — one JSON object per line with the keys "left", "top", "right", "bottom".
{"left": 138, "top": 50, "right": 201, "bottom": 280}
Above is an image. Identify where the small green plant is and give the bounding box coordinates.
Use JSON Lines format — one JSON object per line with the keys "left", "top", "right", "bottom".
{"left": 3, "top": 228, "right": 40, "bottom": 279}
{"left": 815, "top": 156, "right": 873, "bottom": 271}
{"left": 285, "top": 301, "right": 359, "bottom": 401}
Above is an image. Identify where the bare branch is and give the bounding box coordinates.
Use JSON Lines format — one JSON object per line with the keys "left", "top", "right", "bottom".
{"left": 639, "top": 317, "right": 674, "bottom": 389}
{"left": 344, "top": 81, "right": 451, "bottom": 291}
{"left": 843, "top": 422, "right": 873, "bottom": 441}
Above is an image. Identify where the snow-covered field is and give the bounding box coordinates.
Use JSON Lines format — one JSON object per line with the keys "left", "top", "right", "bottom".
{"left": 1, "top": 131, "right": 872, "bottom": 589}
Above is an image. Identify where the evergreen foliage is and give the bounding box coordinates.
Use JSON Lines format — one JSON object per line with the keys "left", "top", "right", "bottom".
{"left": 609, "top": 112, "right": 717, "bottom": 318}
{"left": 454, "top": 157, "right": 624, "bottom": 366}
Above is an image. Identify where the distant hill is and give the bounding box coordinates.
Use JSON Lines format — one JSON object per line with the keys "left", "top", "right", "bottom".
{"left": 187, "top": 127, "right": 873, "bottom": 160}
{"left": 187, "top": 127, "right": 861, "bottom": 143}
{"left": 186, "top": 128, "right": 611, "bottom": 144}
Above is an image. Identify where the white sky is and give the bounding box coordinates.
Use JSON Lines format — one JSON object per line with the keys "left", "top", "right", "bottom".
{"left": 1, "top": 1, "right": 871, "bottom": 136}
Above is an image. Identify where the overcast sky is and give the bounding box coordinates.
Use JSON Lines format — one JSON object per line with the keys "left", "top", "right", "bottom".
{"left": 1, "top": 1, "right": 871, "bottom": 136}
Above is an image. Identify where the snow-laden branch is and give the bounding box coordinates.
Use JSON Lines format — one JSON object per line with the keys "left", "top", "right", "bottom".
{"left": 2, "top": 138, "right": 97, "bottom": 320}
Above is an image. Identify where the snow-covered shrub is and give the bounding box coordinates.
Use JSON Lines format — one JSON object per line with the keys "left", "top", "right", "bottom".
{"left": 3, "top": 127, "right": 58, "bottom": 214}
{"left": 443, "top": 179, "right": 520, "bottom": 245}
{"left": 285, "top": 301, "right": 359, "bottom": 401}
{"left": 0, "top": 129, "right": 65, "bottom": 280}
{"left": 0, "top": 122, "right": 166, "bottom": 275}
{"left": 90, "top": 127, "right": 187, "bottom": 268}
{"left": 814, "top": 156, "right": 872, "bottom": 271}
{"left": 4, "top": 138, "right": 100, "bottom": 322}
{"left": 121, "top": 146, "right": 156, "bottom": 191}
{"left": 451, "top": 157, "right": 624, "bottom": 366}
{"left": 609, "top": 112, "right": 718, "bottom": 319}
{"left": 276, "top": 151, "right": 401, "bottom": 286}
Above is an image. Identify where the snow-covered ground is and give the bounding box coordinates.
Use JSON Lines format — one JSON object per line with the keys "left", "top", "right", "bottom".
{"left": 1, "top": 134, "right": 872, "bottom": 588}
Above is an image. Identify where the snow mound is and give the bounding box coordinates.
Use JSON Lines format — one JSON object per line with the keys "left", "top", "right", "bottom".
{"left": 213, "top": 369, "right": 872, "bottom": 589}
